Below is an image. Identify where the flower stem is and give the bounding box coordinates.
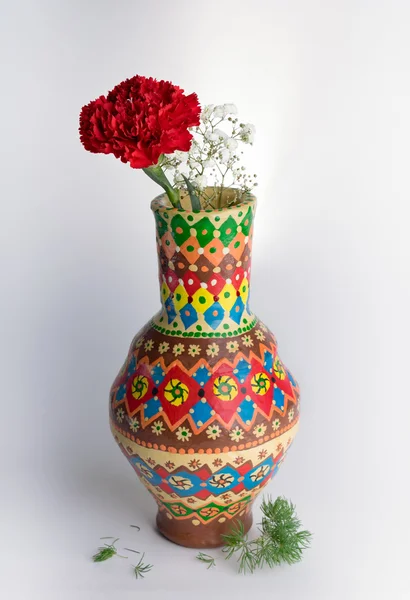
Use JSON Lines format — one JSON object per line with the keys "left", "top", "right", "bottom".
{"left": 143, "top": 164, "right": 181, "bottom": 208}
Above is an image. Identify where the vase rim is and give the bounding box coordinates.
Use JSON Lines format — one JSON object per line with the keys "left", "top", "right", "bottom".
{"left": 151, "top": 188, "right": 256, "bottom": 215}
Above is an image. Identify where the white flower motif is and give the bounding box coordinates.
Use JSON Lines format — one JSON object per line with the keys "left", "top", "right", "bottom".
{"left": 176, "top": 426, "right": 192, "bottom": 442}
{"left": 206, "top": 342, "right": 219, "bottom": 357}
{"left": 116, "top": 407, "right": 125, "bottom": 423}
{"left": 253, "top": 423, "right": 267, "bottom": 438}
{"left": 173, "top": 343, "right": 185, "bottom": 356}
{"left": 128, "top": 417, "right": 140, "bottom": 432}
{"left": 144, "top": 339, "right": 154, "bottom": 351}
{"left": 151, "top": 420, "right": 165, "bottom": 436}
{"left": 226, "top": 340, "right": 239, "bottom": 354}
{"left": 135, "top": 338, "right": 144, "bottom": 348}
{"left": 229, "top": 426, "right": 244, "bottom": 442}
{"left": 288, "top": 408, "right": 295, "bottom": 423}
{"left": 206, "top": 424, "right": 222, "bottom": 440}
{"left": 188, "top": 344, "right": 201, "bottom": 357}
{"left": 242, "top": 334, "right": 253, "bottom": 348}
{"left": 255, "top": 329, "right": 265, "bottom": 341}
{"left": 272, "top": 418, "right": 281, "bottom": 431}
{"left": 158, "top": 341, "right": 170, "bottom": 354}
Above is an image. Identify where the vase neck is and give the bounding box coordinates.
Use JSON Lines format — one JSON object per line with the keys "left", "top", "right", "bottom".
{"left": 151, "top": 198, "right": 257, "bottom": 338}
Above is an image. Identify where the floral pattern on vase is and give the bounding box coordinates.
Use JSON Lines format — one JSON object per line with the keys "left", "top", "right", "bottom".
{"left": 109, "top": 192, "right": 300, "bottom": 548}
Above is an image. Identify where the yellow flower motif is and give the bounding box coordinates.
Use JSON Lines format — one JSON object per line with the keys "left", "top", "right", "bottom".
{"left": 176, "top": 426, "right": 192, "bottom": 442}
{"left": 229, "top": 426, "right": 244, "bottom": 442}
{"left": 135, "top": 337, "right": 144, "bottom": 348}
{"left": 226, "top": 340, "right": 239, "bottom": 353}
{"left": 173, "top": 343, "right": 185, "bottom": 356}
{"left": 151, "top": 420, "right": 165, "bottom": 436}
{"left": 158, "top": 341, "right": 170, "bottom": 354}
{"left": 273, "top": 356, "right": 286, "bottom": 380}
{"left": 272, "top": 418, "right": 281, "bottom": 431}
{"left": 206, "top": 424, "right": 222, "bottom": 440}
{"left": 255, "top": 329, "right": 265, "bottom": 341}
{"left": 253, "top": 423, "right": 267, "bottom": 438}
{"left": 144, "top": 339, "right": 154, "bottom": 351}
{"left": 213, "top": 375, "right": 238, "bottom": 401}
{"left": 164, "top": 379, "right": 189, "bottom": 406}
{"left": 288, "top": 408, "right": 295, "bottom": 422}
{"left": 206, "top": 342, "right": 219, "bottom": 357}
{"left": 241, "top": 334, "right": 253, "bottom": 348}
{"left": 188, "top": 344, "right": 201, "bottom": 357}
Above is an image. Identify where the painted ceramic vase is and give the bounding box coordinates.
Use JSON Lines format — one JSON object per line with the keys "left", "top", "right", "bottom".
{"left": 109, "top": 190, "right": 300, "bottom": 548}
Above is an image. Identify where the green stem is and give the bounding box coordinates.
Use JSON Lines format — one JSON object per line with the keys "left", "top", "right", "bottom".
{"left": 143, "top": 164, "right": 181, "bottom": 208}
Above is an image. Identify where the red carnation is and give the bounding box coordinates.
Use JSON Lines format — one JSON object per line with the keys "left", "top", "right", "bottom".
{"left": 79, "top": 75, "right": 200, "bottom": 169}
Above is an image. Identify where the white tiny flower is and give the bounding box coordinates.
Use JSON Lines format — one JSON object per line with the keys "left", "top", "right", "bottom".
{"left": 174, "top": 150, "right": 189, "bottom": 164}
{"left": 213, "top": 105, "right": 225, "bottom": 117}
{"left": 223, "top": 103, "right": 238, "bottom": 115}
{"left": 239, "top": 123, "right": 256, "bottom": 144}
{"left": 219, "top": 148, "right": 231, "bottom": 164}
{"left": 201, "top": 104, "right": 214, "bottom": 123}
{"left": 214, "top": 128, "right": 228, "bottom": 140}
{"left": 207, "top": 131, "right": 219, "bottom": 142}
{"left": 195, "top": 173, "right": 207, "bottom": 189}
{"left": 225, "top": 138, "right": 238, "bottom": 151}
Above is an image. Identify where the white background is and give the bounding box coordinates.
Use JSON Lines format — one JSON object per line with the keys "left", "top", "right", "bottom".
{"left": 1, "top": 1, "right": 410, "bottom": 598}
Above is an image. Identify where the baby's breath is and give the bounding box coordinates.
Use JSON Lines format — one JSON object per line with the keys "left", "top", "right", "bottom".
{"left": 162, "top": 104, "right": 257, "bottom": 208}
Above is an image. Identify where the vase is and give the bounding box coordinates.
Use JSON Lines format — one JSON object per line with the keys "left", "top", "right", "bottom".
{"left": 109, "top": 189, "right": 300, "bottom": 548}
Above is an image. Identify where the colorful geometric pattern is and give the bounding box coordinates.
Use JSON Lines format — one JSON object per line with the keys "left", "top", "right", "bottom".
{"left": 111, "top": 424, "right": 298, "bottom": 523}
{"left": 151, "top": 195, "right": 255, "bottom": 336}
{"left": 109, "top": 194, "right": 300, "bottom": 531}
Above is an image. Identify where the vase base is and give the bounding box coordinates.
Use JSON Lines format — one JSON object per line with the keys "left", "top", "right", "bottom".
{"left": 156, "top": 508, "right": 253, "bottom": 549}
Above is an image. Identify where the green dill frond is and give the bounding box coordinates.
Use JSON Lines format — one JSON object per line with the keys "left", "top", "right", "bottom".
{"left": 92, "top": 538, "right": 127, "bottom": 562}
{"left": 133, "top": 553, "right": 153, "bottom": 579}
{"left": 222, "top": 496, "right": 312, "bottom": 574}
{"left": 196, "top": 552, "right": 216, "bottom": 569}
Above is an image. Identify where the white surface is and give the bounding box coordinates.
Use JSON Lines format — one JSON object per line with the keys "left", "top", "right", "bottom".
{"left": 1, "top": 1, "right": 410, "bottom": 598}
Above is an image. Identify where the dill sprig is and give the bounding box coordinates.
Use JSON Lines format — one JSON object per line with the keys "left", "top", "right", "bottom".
{"left": 196, "top": 552, "right": 216, "bottom": 569}
{"left": 133, "top": 553, "right": 153, "bottom": 579}
{"left": 92, "top": 538, "right": 127, "bottom": 562}
{"left": 222, "top": 496, "right": 312, "bottom": 574}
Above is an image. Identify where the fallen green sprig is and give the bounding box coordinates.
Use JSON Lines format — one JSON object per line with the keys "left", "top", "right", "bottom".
{"left": 196, "top": 552, "right": 216, "bottom": 569}
{"left": 222, "top": 496, "right": 312, "bottom": 574}
{"left": 92, "top": 538, "right": 127, "bottom": 562}
{"left": 133, "top": 553, "right": 153, "bottom": 579}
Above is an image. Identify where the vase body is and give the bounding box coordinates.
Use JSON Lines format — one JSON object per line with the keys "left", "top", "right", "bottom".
{"left": 109, "top": 192, "right": 300, "bottom": 548}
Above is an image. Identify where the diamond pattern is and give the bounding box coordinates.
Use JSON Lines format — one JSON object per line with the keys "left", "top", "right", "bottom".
{"left": 164, "top": 296, "right": 176, "bottom": 323}
{"left": 180, "top": 236, "right": 200, "bottom": 263}
{"left": 180, "top": 303, "right": 198, "bottom": 328}
{"left": 203, "top": 302, "right": 225, "bottom": 329}
{"left": 234, "top": 358, "right": 252, "bottom": 383}
{"left": 192, "top": 288, "right": 214, "bottom": 313}
{"left": 171, "top": 213, "right": 191, "bottom": 245}
{"left": 190, "top": 399, "right": 214, "bottom": 426}
{"left": 152, "top": 200, "right": 256, "bottom": 333}
{"left": 192, "top": 365, "right": 212, "bottom": 387}
{"left": 230, "top": 296, "right": 245, "bottom": 324}
{"left": 193, "top": 217, "right": 215, "bottom": 246}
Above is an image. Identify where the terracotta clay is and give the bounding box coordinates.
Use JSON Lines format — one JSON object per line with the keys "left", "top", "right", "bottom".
{"left": 109, "top": 191, "right": 299, "bottom": 548}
